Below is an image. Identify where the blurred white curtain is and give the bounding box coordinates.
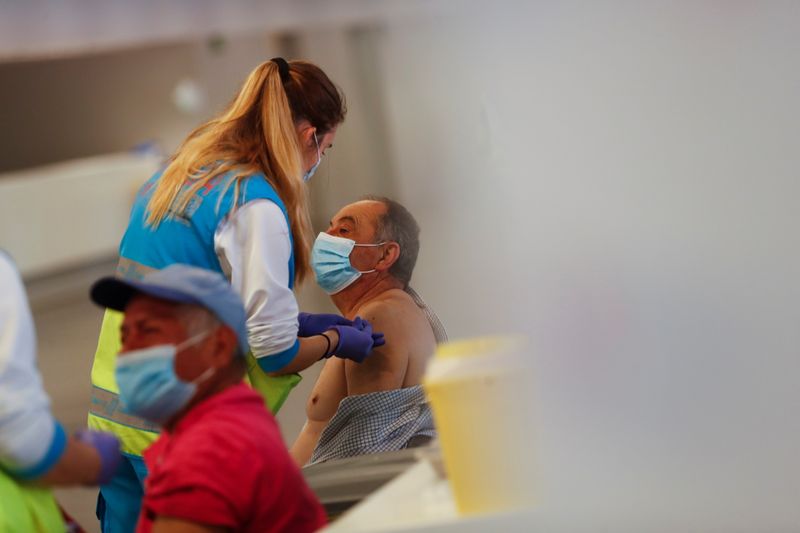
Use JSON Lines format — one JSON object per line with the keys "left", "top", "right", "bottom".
{"left": 369, "top": 2, "right": 800, "bottom": 531}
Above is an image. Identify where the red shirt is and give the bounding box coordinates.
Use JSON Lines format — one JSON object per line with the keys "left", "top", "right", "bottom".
{"left": 137, "top": 383, "right": 326, "bottom": 533}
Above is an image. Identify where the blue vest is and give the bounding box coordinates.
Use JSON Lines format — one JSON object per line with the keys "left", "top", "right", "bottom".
{"left": 88, "top": 169, "right": 302, "bottom": 457}
{"left": 119, "top": 170, "right": 295, "bottom": 285}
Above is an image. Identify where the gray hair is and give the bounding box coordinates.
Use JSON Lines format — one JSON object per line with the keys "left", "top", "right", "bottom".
{"left": 363, "top": 196, "right": 420, "bottom": 287}
{"left": 174, "top": 304, "right": 221, "bottom": 338}
{"left": 173, "top": 304, "right": 245, "bottom": 373}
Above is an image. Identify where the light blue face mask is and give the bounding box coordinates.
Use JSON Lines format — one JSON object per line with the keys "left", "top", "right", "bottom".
{"left": 311, "top": 232, "right": 386, "bottom": 294}
{"left": 115, "top": 331, "right": 215, "bottom": 425}
{"left": 303, "top": 132, "right": 321, "bottom": 182}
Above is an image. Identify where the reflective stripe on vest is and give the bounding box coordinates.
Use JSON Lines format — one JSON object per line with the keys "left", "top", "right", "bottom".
{"left": 89, "top": 307, "right": 159, "bottom": 456}
{"left": 116, "top": 256, "right": 156, "bottom": 282}
{"left": 87, "top": 413, "right": 158, "bottom": 457}
{"left": 89, "top": 385, "right": 159, "bottom": 433}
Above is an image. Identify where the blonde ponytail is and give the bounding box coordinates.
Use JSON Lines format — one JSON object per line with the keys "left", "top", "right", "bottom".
{"left": 142, "top": 58, "right": 346, "bottom": 285}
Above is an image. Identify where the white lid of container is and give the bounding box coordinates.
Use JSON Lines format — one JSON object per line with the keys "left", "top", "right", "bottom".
{"left": 423, "top": 336, "right": 531, "bottom": 384}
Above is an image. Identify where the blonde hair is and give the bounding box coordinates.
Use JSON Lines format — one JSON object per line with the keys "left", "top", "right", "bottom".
{"left": 145, "top": 60, "right": 345, "bottom": 284}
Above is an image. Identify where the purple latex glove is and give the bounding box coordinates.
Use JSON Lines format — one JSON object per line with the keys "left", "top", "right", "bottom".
{"left": 297, "top": 312, "right": 354, "bottom": 338}
{"left": 350, "top": 316, "right": 385, "bottom": 349}
{"left": 328, "top": 316, "right": 386, "bottom": 363}
{"left": 74, "top": 429, "right": 121, "bottom": 485}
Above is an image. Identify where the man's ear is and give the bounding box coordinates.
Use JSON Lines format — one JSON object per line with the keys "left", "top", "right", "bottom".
{"left": 210, "top": 326, "right": 239, "bottom": 368}
{"left": 375, "top": 242, "right": 401, "bottom": 272}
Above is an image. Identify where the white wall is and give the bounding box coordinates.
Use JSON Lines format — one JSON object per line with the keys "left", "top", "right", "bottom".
{"left": 300, "top": 27, "right": 399, "bottom": 228}
{"left": 0, "top": 154, "right": 160, "bottom": 277}
{"left": 0, "top": 33, "right": 278, "bottom": 172}
{"left": 374, "top": 2, "right": 800, "bottom": 530}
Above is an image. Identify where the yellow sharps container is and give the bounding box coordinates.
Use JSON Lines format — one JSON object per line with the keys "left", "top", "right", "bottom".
{"left": 423, "top": 336, "right": 536, "bottom": 516}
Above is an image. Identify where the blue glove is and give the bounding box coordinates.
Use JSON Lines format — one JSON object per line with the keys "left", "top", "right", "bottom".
{"left": 297, "top": 312, "right": 354, "bottom": 337}
{"left": 328, "top": 316, "right": 386, "bottom": 363}
{"left": 75, "top": 429, "right": 121, "bottom": 485}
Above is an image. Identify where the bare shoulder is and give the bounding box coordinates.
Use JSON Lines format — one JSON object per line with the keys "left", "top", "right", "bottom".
{"left": 347, "top": 289, "right": 436, "bottom": 391}
{"left": 356, "top": 289, "right": 426, "bottom": 330}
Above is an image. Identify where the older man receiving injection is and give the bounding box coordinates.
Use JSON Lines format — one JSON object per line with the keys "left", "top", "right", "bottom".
{"left": 291, "top": 197, "right": 447, "bottom": 466}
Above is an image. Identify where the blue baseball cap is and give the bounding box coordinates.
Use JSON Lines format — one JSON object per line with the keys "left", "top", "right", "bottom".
{"left": 90, "top": 264, "right": 249, "bottom": 356}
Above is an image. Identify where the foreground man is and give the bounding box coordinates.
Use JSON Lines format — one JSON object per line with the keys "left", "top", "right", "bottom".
{"left": 0, "top": 251, "right": 120, "bottom": 532}
{"left": 291, "top": 197, "right": 447, "bottom": 466}
{"left": 91, "top": 264, "right": 326, "bottom": 533}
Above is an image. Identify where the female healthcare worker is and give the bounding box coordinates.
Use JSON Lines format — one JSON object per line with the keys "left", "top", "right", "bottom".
{"left": 88, "top": 58, "right": 384, "bottom": 533}
{"left": 1, "top": 251, "right": 120, "bottom": 532}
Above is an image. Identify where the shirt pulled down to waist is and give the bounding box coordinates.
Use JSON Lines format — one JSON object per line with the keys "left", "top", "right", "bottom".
{"left": 310, "top": 385, "right": 437, "bottom": 465}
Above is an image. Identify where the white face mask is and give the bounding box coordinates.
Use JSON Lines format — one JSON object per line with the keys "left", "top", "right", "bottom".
{"left": 303, "top": 132, "right": 322, "bottom": 182}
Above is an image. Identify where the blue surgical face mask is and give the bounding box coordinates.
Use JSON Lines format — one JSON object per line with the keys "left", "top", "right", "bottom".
{"left": 114, "top": 331, "right": 215, "bottom": 425}
{"left": 303, "top": 132, "right": 321, "bottom": 182}
{"left": 311, "top": 232, "right": 386, "bottom": 294}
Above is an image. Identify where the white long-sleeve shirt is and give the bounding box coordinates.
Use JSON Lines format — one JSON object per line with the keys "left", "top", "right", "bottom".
{"left": 214, "top": 200, "right": 300, "bottom": 371}
{"left": 0, "top": 252, "right": 66, "bottom": 479}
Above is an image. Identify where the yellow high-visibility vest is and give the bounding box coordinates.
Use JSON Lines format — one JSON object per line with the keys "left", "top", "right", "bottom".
{"left": 88, "top": 309, "right": 301, "bottom": 457}
{"left": 0, "top": 469, "right": 64, "bottom": 533}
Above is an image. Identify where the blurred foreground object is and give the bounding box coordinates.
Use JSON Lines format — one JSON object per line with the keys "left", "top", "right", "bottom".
{"left": 423, "top": 337, "right": 535, "bottom": 516}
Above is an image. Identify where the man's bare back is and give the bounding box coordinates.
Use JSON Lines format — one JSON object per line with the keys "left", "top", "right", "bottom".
{"left": 291, "top": 289, "right": 436, "bottom": 465}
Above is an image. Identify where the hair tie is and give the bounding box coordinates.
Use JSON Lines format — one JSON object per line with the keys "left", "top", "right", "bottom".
{"left": 270, "top": 57, "right": 291, "bottom": 84}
